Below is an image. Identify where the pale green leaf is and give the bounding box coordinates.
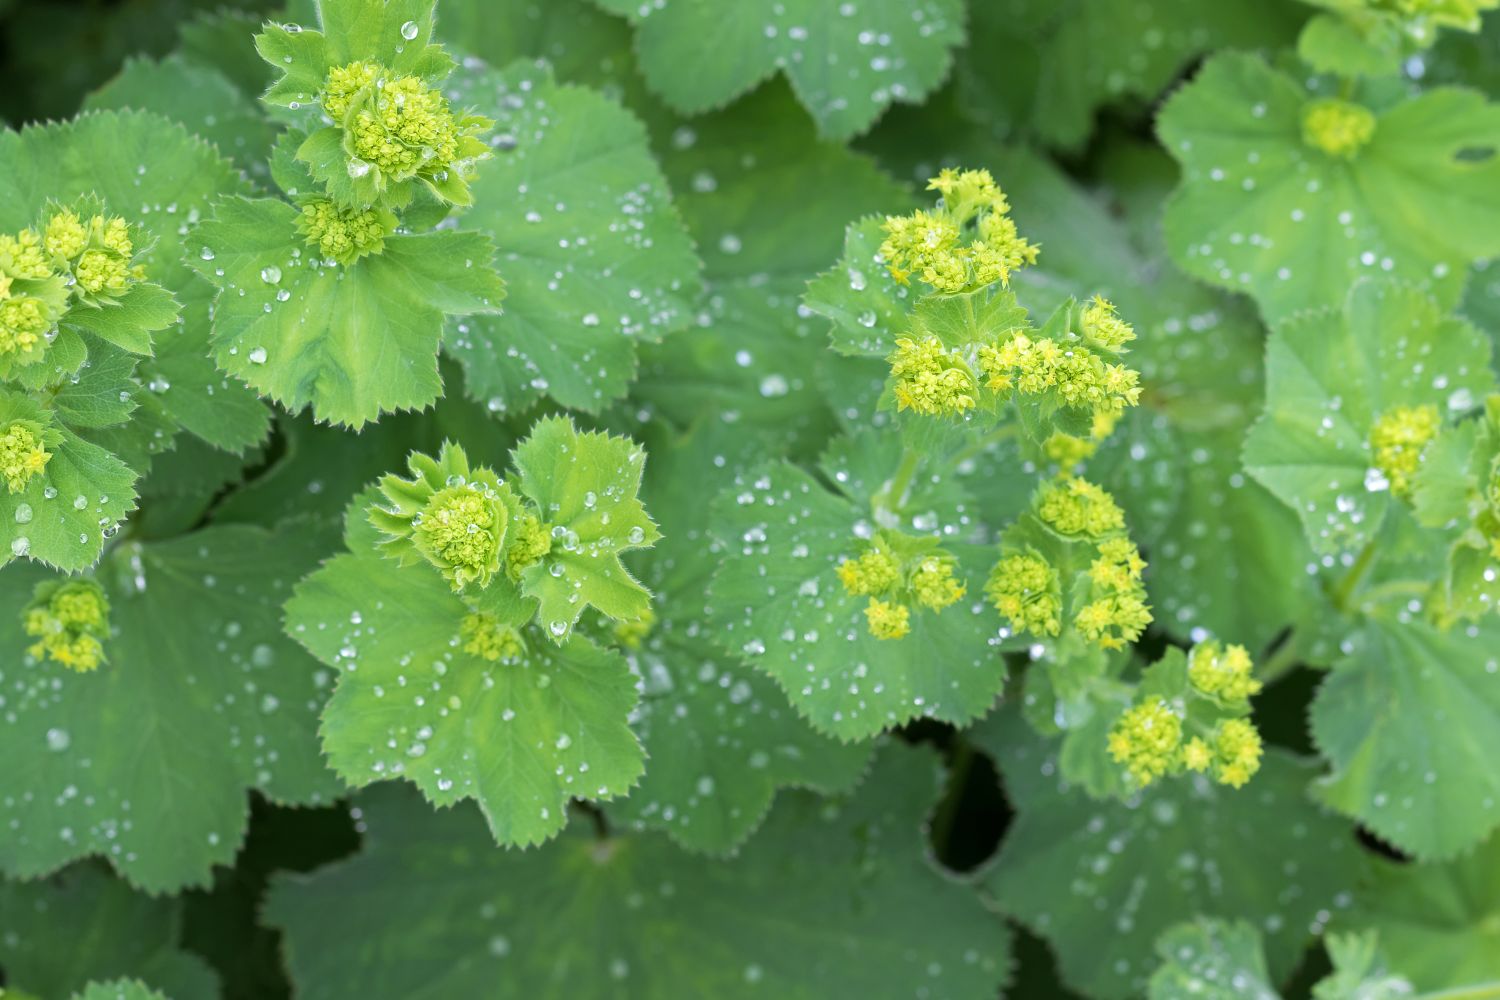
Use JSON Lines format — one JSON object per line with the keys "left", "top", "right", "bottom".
{"left": 284, "top": 493, "right": 645, "bottom": 848}
{"left": 593, "top": 0, "right": 966, "bottom": 140}
{"left": 188, "top": 195, "right": 505, "bottom": 429}
{"left": 1244, "top": 279, "right": 1495, "bottom": 557}
{"left": 0, "top": 865, "right": 217, "bottom": 999}
{"left": 1148, "top": 919, "right": 1279, "bottom": 1000}
{"left": 1310, "top": 614, "right": 1500, "bottom": 860}
{"left": 60, "top": 282, "right": 181, "bottom": 356}
{"left": 442, "top": 61, "right": 701, "bottom": 415}
{"left": 1161, "top": 53, "right": 1500, "bottom": 322}
{"left": 977, "top": 708, "right": 1363, "bottom": 1000}
{"left": 51, "top": 343, "right": 140, "bottom": 430}
{"left": 512, "top": 415, "right": 660, "bottom": 640}
{"left": 265, "top": 743, "right": 1011, "bottom": 998}
{"left": 0, "top": 522, "right": 341, "bottom": 891}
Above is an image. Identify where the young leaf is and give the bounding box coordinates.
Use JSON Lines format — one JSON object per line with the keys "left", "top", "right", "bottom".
{"left": 707, "top": 459, "right": 1005, "bottom": 740}
{"left": 977, "top": 708, "right": 1362, "bottom": 1000}
{"left": 512, "top": 415, "right": 660, "bottom": 638}
{"left": 188, "top": 195, "right": 505, "bottom": 429}
{"left": 1244, "top": 279, "right": 1495, "bottom": 557}
{"left": 265, "top": 744, "right": 1012, "bottom": 998}
{"left": 0, "top": 865, "right": 217, "bottom": 999}
{"left": 1160, "top": 53, "right": 1500, "bottom": 323}
{"left": 284, "top": 490, "right": 646, "bottom": 848}
{"left": 0, "top": 522, "right": 341, "bottom": 892}
{"left": 442, "top": 61, "right": 701, "bottom": 416}
{"left": 1148, "top": 919, "right": 1278, "bottom": 1000}
{"left": 591, "top": 0, "right": 966, "bottom": 140}
{"left": 1310, "top": 614, "right": 1500, "bottom": 860}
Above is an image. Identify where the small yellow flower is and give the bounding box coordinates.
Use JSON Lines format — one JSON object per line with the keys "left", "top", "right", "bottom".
{"left": 1182, "top": 737, "right": 1213, "bottom": 772}
{"left": 0, "top": 421, "right": 52, "bottom": 494}
{"left": 298, "top": 199, "right": 394, "bottom": 264}
{"left": 864, "top": 598, "right": 911, "bottom": 640}
{"left": 0, "top": 228, "right": 53, "bottom": 280}
{"left": 911, "top": 556, "right": 966, "bottom": 611}
{"left": 75, "top": 250, "right": 131, "bottom": 296}
{"left": 887, "top": 336, "right": 979, "bottom": 417}
{"left": 23, "top": 579, "right": 111, "bottom": 672}
{"left": 1080, "top": 296, "right": 1135, "bottom": 352}
{"left": 837, "top": 546, "right": 902, "bottom": 597}
{"left": 43, "top": 209, "right": 88, "bottom": 260}
{"left": 1302, "top": 99, "right": 1377, "bottom": 159}
{"left": 878, "top": 169, "right": 1038, "bottom": 294}
{"left": 1107, "top": 699, "right": 1183, "bottom": 786}
{"left": 322, "top": 60, "right": 380, "bottom": 120}
{"left": 0, "top": 296, "right": 52, "bottom": 360}
{"left": 460, "top": 612, "right": 525, "bottom": 661}
{"left": 1187, "top": 641, "right": 1262, "bottom": 703}
{"left": 984, "top": 551, "right": 1062, "bottom": 636}
{"left": 1370, "top": 404, "right": 1441, "bottom": 498}
{"left": 505, "top": 511, "right": 552, "bottom": 581}
{"left": 416, "top": 484, "right": 507, "bottom": 591}
{"left": 1210, "top": 719, "right": 1263, "bottom": 788}
{"left": 1037, "top": 477, "right": 1126, "bottom": 538}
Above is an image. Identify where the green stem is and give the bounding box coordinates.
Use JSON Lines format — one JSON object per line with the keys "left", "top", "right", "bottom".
{"left": 1417, "top": 983, "right": 1500, "bottom": 1000}
{"left": 1257, "top": 630, "right": 1306, "bottom": 685}
{"left": 874, "top": 445, "right": 923, "bottom": 521}
{"left": 930, "top": 738, "right": 975, "bottom": 856}
{"left": 950, "top": 422, "right": 1020, "bottom": 469}
{"left": 1330, "top": 539, "right": 1379, "bottom": 614}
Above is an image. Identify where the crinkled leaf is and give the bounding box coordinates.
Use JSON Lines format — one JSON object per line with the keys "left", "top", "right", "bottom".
{"left": 442, "top": 61, "right": 700, "bottom": 416}
{"left": 707, "top": 459, "right": 1005, "bottom": 740}
{"left": 266, "top": 743, "right": 1010, "bottom": 998}
{"left": 0, "top": 865, "right": 217, "bottom": 1000}
{"left": 1245, "top": 279, "right": 1495, "bottom": 556}
{"left": 1161, "top": 53, "right": 1500, "bottom": 322}
{"left": 188, "top": 195, "right": 505, "bottom": 429}
{"left": 1310, "top": 614, "right": 1500, "bottom": 860}
{"left": 512, "top": 415, "right": 660, "bottom": 640}
{"left": 593, "top": 0, "right": 966, "bottom": 140}
{"left": 1342, "top": 833, "right": 1500, "bottom": 991}
{"left": 284, "top": 492, "right": 645, "bottom": 848}
{"left": 977, "top": 708, "right": 1362, "bottom": 1000}
{"left": 0, "top": 521, "right": 340, "bottom": 891}
{"left": 609, "top": 422, "right": 872, "bottom": 851}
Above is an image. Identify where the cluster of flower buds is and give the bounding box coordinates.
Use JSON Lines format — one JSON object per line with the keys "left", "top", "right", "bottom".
{"left": 23, "top": 578, "right": 111, "bottom": 672}
{"left": 836, "top": 535, "right": 967, "bottom": 640}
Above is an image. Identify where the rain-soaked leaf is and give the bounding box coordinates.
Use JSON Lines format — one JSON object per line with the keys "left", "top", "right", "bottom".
{"left": 1161, "top": 52, "right": 1500, "bottom": 323}
{"left": 442, "top": 60, "right": 701, "bottom": 416}
{"left": 265, "top": 743, "right": 1012, "bottom": 998}
{"left": 591, "top": 0, "right": 966, "bottom": 140}
{"left": 0, "top": 521, "right": 340, "bottom": 892}
{"left": 977, "top": 708, "right": 1362, "bottom": 1000}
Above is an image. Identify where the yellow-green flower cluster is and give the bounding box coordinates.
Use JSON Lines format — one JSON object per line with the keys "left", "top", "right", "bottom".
{"left": 984, "top": 550, "right": 1062, "bottom": 636}
{"left": 1077, "top": 538, "right": 1151, "bottom": 650}
{"left": 1080, "top": 296, "right": 1136, "bottom": 352}
{"left": 1370, "top": 403, "right": 1441, "bottom": 498}
{"left": 613, "top": 606, "right": 656, "bottom": 650}
{"left": 1390, "top": 0, "right": 1497, "bottom": 30}
{"left": 837, "top": 539, "right": 967, "bottom": 641}
{"left": 1187, "top": 641, "right": 1262, "bottom": 703}
{"left": 297, "top": 199, "right": 395, "bottom": 264}
{"left": 506, "top": 511, "right": 552, "bottom": 581}
{"left": 977, "top": 331, "right": 1141, "bottom": 417}
{"left": 460, "top": 612, "right": 525, "bottom": 661}
{"left": 1043, "top": 412, "right": 1122, "bottom": 468}
{"left": 39, "top": 205, "right": 142, "bottom": 302}
{"left": 0, "top": 420, "right": 51, "bottom": 493}
{"left": 879, "top": 168, "right": 1038, "bottom": 294}
{"left": 0, "top": 223, "right": 63, "bottom": 366}
{"left": 888, "top": 337, "right": 978, "bottom": 417}
{"left": 1183, "top": 719, "right": 1263, "bottom": 789}
{"left": 1107, "top": 700, "right": 1182, "bottom": 787}
{"left": 322, "top": 60, "right": 381, "bottom": 120}
{"left": 1037, "top": 477, "right": 1126, "bottom": 538}
{"left": 1301, "top": 99, "right": 1377, "bottom": 159}
{"left": 416, "top": 484, "right": 508, "bottom": 592}
{"left": 23, "top": 579, "right": 110, "bottom": 672}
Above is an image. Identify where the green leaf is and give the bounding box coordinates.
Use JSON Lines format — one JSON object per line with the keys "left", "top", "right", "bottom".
{"left": 265, "top": 743, "right": 1011, "bottom": 998}
{"left": 592, "top": 0, "right": 966, "bottom": 140}
{"left": 435, "top": 0, "right": 639, "bottom": 98}
{"left": 73, "top": 981, "right": 173, "bottom": 1000}
{"left": 977, "top": 708, "right": 1363, "bottom": 1000}
{"left": 284, "top": 492, "right": 645, "bottom": 848}
{"left": 1310, "top": 614, "right": 1500, "bottom": 860}
{"left": 61, "top": 282, "right": 181, "bottom": 356}
{"left": 442, "top": 61, "right": 701, "bottom": 416}
{"left": 608, "top": 422, "right": 872, "bottom": 851}
{"left": 512, "top": 415, "right": 660, "bottom": 639}
{"left": 804, "top": 215, "right": 914, "bottom": 358}
{"left": 0, "top": 521, "right": 341, "bottom": 891}
{"left": 51, "top": 343, "right": 140, "bottom": 430}
{"left": 188, "top": 195, "right": 505, "bottom": 429}
{"left": 1342, "top": 833, "right": 1500, "bottom": 992}
{"left": 707, "top": 459, "right": 1005, "bottom": 740}
{"left": 1148, "top": 919, "right": 1278, "bottom": 1000}
{"left": 1161, "top": 53, "right": 1500, "bottom": 322}
{"left": 0, "top": 865, "right": 217, "bottom": 999}
{"left": 1315, "top": 931, "right": 1418, "bottom": 1000}
{"left": 84, "top": 55, "right": 275, "bottom": 172}
{"left": 1244, "top": 279, "right": 1495, "bottom": 556}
